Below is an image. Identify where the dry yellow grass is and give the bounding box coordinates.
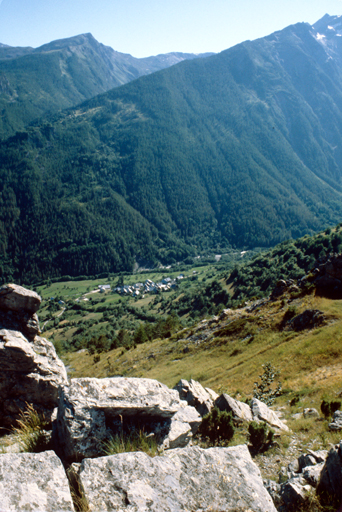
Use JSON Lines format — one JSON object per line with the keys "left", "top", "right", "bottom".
{"left": 62, "top": 291, "right": 342, "bottom": 414}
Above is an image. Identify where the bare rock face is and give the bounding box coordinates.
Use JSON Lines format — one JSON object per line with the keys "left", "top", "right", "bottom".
{"left": 77, "top": 445, "right": 277, "bottom": 512}
{"left": 215, "top": 393, "right": 253, "bottom": 423}
{"left": 0, "top": 283, "right": 41, "bottom": 313}
{"left": 317, "top": 440, "right": 342, "bottom": 508}
{"left": 329, "top": 410, "right": 342, "bottom": 430}
{"left": 0, "top": 329, "right": 68, "bottom": 427}
{"left": 173, "top": 378, "right": 217, "bottom": 416}
{"left": 0, "top": 283, "right": 68, "bottom": 427}
{"left": 250, "top": 398, "right": 289, "bottom": 431}
{"left": 55, "top": 377, "right": 201, "bottom": 461}
{"left": 0, "top": 451, "right": 75, "bottom": 511}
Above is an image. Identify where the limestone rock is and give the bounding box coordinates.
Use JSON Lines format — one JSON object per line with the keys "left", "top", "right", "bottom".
{"left": 0, "top": 283, "right": 41, "bottom": 313}
{"left": 170, "top": 404, "right": 202, "bottom": 434}
{"left": 0, "top": 450, "right": 74, "bottom": 511}
{"left": 161, "top": 406, "right": 202, "bottom": 449}
{"left": 303, "top": 407, "right": 319, "bottom": 418}
{"left": 298, "top": 453, "right": 317, "bottom": 472}
{"left": 250, "top": 398, "right": 289, "bottom": 431}
{"left": 78, "top": 445, "right": 277, "bottom": 511}
{"left": 55, "top": 377, "right": 194, "bottom": 461}
{"left": 303, "top": 462, "right": 325, "bottom": 488}
{"left": 307, "top": 449, "right": 328, "bottom": 463}
{"left": 173, "top": 378, "right": 216, "bottom": 416}
{"left": 205, "top": 386, "right": 219, "bottom": 402}
{"left": 215, "top": 393, "right": 253, "bottom": 423}
{"left": 264, "top": 479, "right": 282, "bottom": 507}
{"left": 287, "top": 458, "right": 300, "bottom": 473}
{"left": 329, "top": 410, "right": 342, "bottom": 430}
{"left": 0, "top": 308, "right": 40, "bottom": 340}
{"left": 280, "top": 476, "right": 312, "bottom": 509}
{"left": 317, "top": 441, "right": 342, "bottom": 507}
{"left": 0, "top": 329, "right": 68, "bottom": 427}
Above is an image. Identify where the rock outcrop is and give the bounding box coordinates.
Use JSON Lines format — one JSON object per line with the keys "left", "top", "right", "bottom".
{"left": 250, "top": 398, "right": 289, "bottom": 431}
{"left": 0, "top": 284, "right": 41, "bottom": 314}
{"left": 173, "top": 378, "right": 218, "bottom": 416}
{"left": 76, "top": 445, "right": 277, "bottom": 512}
{"left": 287, "top": 309, "right": 326, "bottom": 331}
{"left": 55, "top": 377, "right": 201, "bottom": 461}
{"left": 213, "top": 393, "right": 289, "bottom": 431}
{"left": 215, "top": 393, "right": 253, "bottom": 423}
{"left": 317, "top": 440, "right": 342, "bottom": 508}
{"left": 329, "top": 410, "right": 342, "bottom": 430}
{"left": 0, "top": 283, "right": 68, "bottom": 427}
{"left": 264, "top": 448, "right": 329, "bottom": 510}
{"left": 0, "top": 451, "right": 75, "bottom": 511}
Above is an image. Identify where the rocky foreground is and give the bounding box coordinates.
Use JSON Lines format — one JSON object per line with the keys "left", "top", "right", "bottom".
{"left": 0, "top": 283, "right": 341, "bottom": 511}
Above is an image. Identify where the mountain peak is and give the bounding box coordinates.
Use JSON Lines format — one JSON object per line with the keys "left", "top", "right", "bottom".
{"left": 311, "top": 14, "right": 342, "bottom": 42}
{"left": 34, "top": 33, "right": 98, "bottom": 53}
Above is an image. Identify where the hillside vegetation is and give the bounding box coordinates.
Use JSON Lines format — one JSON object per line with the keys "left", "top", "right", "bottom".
{"left": 0, "top": 33, "right": 212, "bottom": 139}
{"left": 36, "top": 224, "right": 342, "bottom": 421}
{"left": 2, "top": 16, "right": 342, "bottom": 283}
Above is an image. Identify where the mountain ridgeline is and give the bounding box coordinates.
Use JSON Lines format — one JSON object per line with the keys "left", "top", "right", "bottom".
{"left": 2, "top": 15, "right": 342, "bottom": 283}
{"left": 0, "top": 33, "right": 213, "bottom": 139}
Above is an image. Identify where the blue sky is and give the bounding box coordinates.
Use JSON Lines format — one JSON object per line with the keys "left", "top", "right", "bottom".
{"left": 0, "top": 0, "right": 342, "bottom": 57}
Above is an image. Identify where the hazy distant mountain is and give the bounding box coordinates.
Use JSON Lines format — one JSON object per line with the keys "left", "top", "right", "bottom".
{"left": 2, "top": 15, "right": 342, "bottom": 283}
{"left": 0, "top": 33, "right": 213, "bottom": 138}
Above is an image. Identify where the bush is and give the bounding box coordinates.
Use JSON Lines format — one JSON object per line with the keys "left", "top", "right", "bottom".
{"left": 248, "top": 421, "right": 274, "bottom": 451}
{"left": 198, "top": 407, "right": 235, "bottom": 444}
{"left": 321, "top": 399, "right": 341, "bottom": 419}
{"left": 253, "top": 362, "right": 282, "bottom": 406}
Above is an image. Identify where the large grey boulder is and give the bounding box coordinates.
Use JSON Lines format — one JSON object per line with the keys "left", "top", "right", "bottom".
{"left": 329, "top": 410, "right": 342, "bottom": 430}
{"left": 250, "top": 398, "right": 289, "bottom": 431}
{"left": 0, "top": 450, "right": 74, "bottom": 511}
{"left": 0, "top": 283, "right": 68, "bottom": 427}
{"left": 0, "top": 329, "right": 68, "bottom": 427}
{"left": 173, "top": 378, "right": 217, "bottom": 416}
{"left": 77, "top": 445, "right": 277, "bottom": 511}
{"left": 56, "top": 377, "right": 200, "bottom": 461}
{"left": 0, "top": 283, "right": 41, "bottom": 313}
{"left": 303, "top": 462, "right": 325, "bottom": 488}
{"left": 215, "top": 393, "right": 253, "bottom": 423}
{"left": 317, "top": 440, "right": 342, "bottom": 508}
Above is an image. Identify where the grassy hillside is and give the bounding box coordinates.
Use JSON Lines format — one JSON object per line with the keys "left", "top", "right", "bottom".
{"left": 62, "top": 291, "right": 342, "bottom": 407}
{"left": 35, "top": 225, "right": 342, "bottom": 415}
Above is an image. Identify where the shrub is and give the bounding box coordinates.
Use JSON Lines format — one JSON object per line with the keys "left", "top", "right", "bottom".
{"left": 248, "top": 421, "right": 274, "bottom": 451}
{"left": 197, "top": 407, "right": 235, "bottom": 444}
{"left": 253, "top": 362, "right": 282, "bottom": 406}
{"left": 321, "top": 399, "right": 341, "bottom": 419}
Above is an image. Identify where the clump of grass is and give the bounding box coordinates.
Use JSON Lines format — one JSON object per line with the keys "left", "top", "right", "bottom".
{"left": 67, "top": 467, "right": 89, "bottom": 512}
{"left": 102, "top": 430, "right": 159, "bottom": 457}
{"left": 12, "top": 403, "right": 50, "bottom": 453}
{"left": 296, "top": 489, "right": 336, "bottom": 512}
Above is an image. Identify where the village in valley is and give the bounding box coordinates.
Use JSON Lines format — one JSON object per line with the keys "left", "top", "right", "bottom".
{"left": 111, "top": 274, "right": 187, "bottom": 297}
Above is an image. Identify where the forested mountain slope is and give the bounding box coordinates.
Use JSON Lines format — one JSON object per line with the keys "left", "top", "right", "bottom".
{"left": 0, "top": 33, "right": 212, "bottom": 138}
{"left": 2, "top": 15, "right": 342, "bottom": 283}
